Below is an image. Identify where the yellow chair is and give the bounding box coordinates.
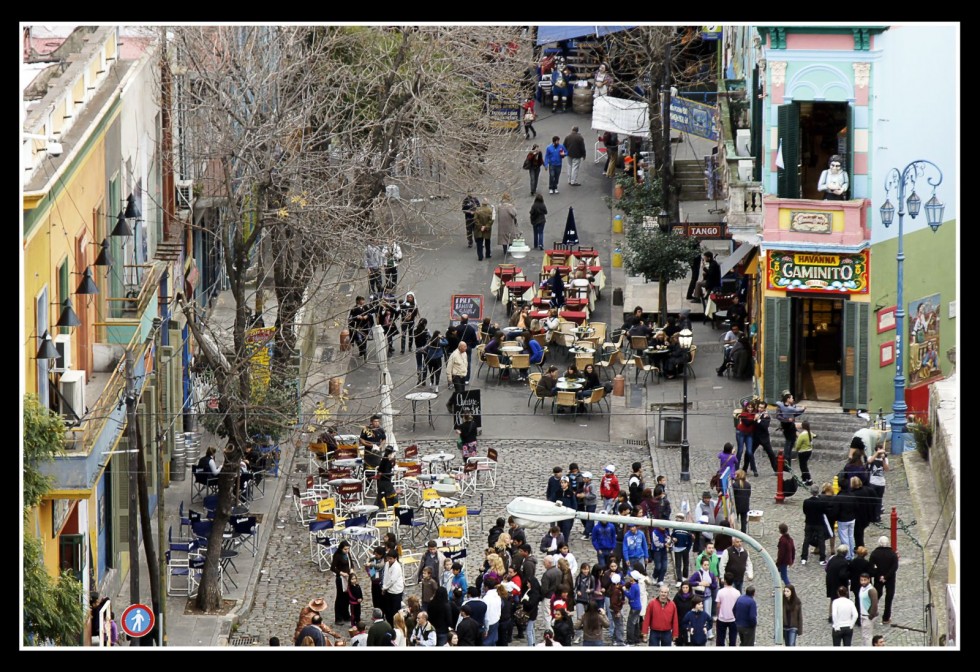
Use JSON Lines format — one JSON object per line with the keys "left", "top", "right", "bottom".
{"left": 527, "top": 372, "right": 543, "bottom": 409}
{"left": 575, "top": 353, "right": 595, "bottom": 371}
{"left": 438, "top": 524, "right": 465, "bottom": 539}
{"left": 584, "top": 387, "right": 608, "bottom": 416}
{"left": 590, "top": 321, "right": 607, "bottom": 344}
{"left": 316, "top": 497, "right": 337, "bottom": 522}
{"left": 372, "top": 497, "right": 397, "bottom": 534}
{"left": 552, "top": 390, "right": 579, "bottom": 422}
{"left": 474, "top": 344, "right": 487, "bottom": 378}
{"left": 422, "top": 488, "right": 440, "bottom": 501}
{"left": 633, "top": 354, "right": 658, "bottom": 386}
{"left": 597, "top": 349, "right": 624, "bottom": 379}
{"left": 510, "top": 353, "right": 530, "bottom": 380}
{"left": 484, "top": 353, "right": 511, "bottom": 384}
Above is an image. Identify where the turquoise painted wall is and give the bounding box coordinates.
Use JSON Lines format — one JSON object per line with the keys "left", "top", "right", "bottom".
{"left": 867, "top": 219, "right": 957, "bottom": 411}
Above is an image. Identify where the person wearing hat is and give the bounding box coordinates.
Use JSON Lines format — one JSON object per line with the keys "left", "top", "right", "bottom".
{"left": 294, "top": 597, "right": 345, "bottom": 645}
{"left": 607, "top": 572, "right": 626, "bottom": 645}
{"left": 670, "top": 513, "right": 694, "bottom": 587}
{"left": 534, "top": 627, "right": 563, "bottom": 647}
{"left": 599, "top": 464, "right": 620, "bottom": 513}
{"left": 694, "top": 491, "right": 719, "bottom": 552}
{"left": 367, "top": 607, "right": 396, "bottom": 646}
{"left": 577, "top": 471, "right": 598, "bottom": 540}
{"left": 623, "top": 571, "right": 644, "bottom": 645}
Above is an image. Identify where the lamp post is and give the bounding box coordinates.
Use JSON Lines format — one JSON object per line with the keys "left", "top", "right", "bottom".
{"left": 879, "top": 160, "right": 944, "bottom": 455}
{"left": 506, "top": 496, "right": 784, "bottom": 645}
{"left": 678, "top": 328, "right": 693, "bottom": 481}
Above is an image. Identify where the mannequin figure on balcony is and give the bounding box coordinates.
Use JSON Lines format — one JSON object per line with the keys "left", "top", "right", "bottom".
{"left": 817, "top": 155, "right": 849, "bottom": 200}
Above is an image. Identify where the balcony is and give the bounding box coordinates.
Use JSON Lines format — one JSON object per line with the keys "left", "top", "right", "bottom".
{"left": 718, "top": 78, "right": 763, "bottom": 243}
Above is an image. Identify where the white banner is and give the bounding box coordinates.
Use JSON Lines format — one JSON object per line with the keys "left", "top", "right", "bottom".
{"left": 591, "top": 95, "right": 651, "bottom": 138}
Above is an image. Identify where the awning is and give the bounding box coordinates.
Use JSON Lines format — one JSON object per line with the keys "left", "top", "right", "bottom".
{"left": 536, "top": 25, "right": 635, "bottom": 46}
{"left": 591, "top": 95, "right": 651, "bottom": 138}
{"left": 720, "top": 241, "right": 756, "bottom": 277}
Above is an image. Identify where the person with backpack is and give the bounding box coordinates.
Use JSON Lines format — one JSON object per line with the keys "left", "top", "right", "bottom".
{"left": 424, "top": 330, "right": 448, "bottom": 392}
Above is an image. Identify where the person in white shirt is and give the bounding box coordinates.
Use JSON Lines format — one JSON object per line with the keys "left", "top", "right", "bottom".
{"left": 382, "top": 241, "right": 403, "bottom": 293}
{"left": 551, "top": 544, "right": 578, "bottom": 578}
{"left": 382, "top": 551, "right": 404, "bottom": 626}
{"left": 481, "top": 578, "right": 503, "bottom": 645}
{"left": 714, "top": 573, "right": 741, "bottom": 647}
{"left": 445, "top": 342, "right": 468, "bottom": 412}
{"left": 410, "top": 612, "right": 437, "bottom": 647}
{"left": 831, "top": 585, "right": 859, "bottom": 646}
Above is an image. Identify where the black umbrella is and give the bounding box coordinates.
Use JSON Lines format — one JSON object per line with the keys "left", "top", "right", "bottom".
{"left": 562, "top": 206, "right": 579, "bottom": 245}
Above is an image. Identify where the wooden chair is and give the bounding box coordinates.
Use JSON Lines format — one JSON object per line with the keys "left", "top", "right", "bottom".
{"left": 532, "top": 332, "right": 549, "bottom": 348}
{"left": 629, "top": 335, "right": 649, "bottom": 356}
{"left": 574, "top": 353, "right": 595, "bottom": 371}
{"left": 597, "top": 349, "right": 624, "bottom": 379}
{"left": 552, "top": 390, "right": 579, "bottom": 421}
{"left": 474, "top": 344, "right": 487, "bottom": 378}
{"left": 633, "top": 354, "right": 658, "bottom": 386}
{"left": 526, "top": 371, "right": 543, "bottom": 402}
{"left": 510, "top": 353, "right": 530, "bottom": 379}
{"left": 584, "top": 387, "right": 609, "bottom": 416}
{"left": 590, "top": 321, "right": 607, "bottom": 344}
{"left": 484, "top": 352, "right": 510, "bottom": 384}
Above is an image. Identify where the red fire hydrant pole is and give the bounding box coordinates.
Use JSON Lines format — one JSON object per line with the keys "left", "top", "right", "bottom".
{"left": 890, "top": 506, "right": 899, "bottom": 555}
{"left": 774, "top": 452, "right": 785, "bottom": 503}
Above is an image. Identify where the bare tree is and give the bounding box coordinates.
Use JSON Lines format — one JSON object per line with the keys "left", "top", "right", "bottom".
{"left": 168, "top": 25, "right": 525, "bottom": 610}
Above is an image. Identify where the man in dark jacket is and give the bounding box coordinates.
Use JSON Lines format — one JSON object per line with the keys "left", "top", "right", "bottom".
{"left": 627, "top": 462, "right": 645, "bottom": 507}
{"left": 539, "top": 556, "right": 562, "bottom": 601}
{"left": 487, "top": 518, "right": 506, "bottom": 548}
{"left": 852, "top": 481, "right": 879, "bottom": 550}
{"left": 824, "top": 544, "right": 851, "bottom": 621}
{"left": 835, "top": 478, "right": 860, "bottom": 560}
{"left": 801, "top": 485, "right": 831, "bottom": 564}
{"left": 521, "top": 575, "right": 544, "bottom": 645}
{"left": 458, "top": 315, "right": 480, "bottom": 383}
{"left": 419, "top": 540, "right": 442, "bottom": 582}
{"left": 366, "top": 607, "right": 396, "bottom": 646}
{"left": 752, "top": 406, "right": 779, "bottom": 473}
{"left": 518, "top": 544, "right": 537, "bottom": 596}
{"left": 462, "top": 193, "right": 479, "bottom": 248}
{"left": 562, "top": 126, "right": 587, "bottom": 186}
{"left": 459, "top": 586, "right": 487, "bottom": 643}
{"left": 546, "top": 466, "right": 564, "bottom": 502}
{"left": 733, "top": 586, "right": 758, "bottom": 647}
{"left": 692, "top": 251, "right": 721, "bottom": 304}
{"left": 456, "top": 604, "right": 483, "bottom": 646}
{"left": 869, "top": 536, "right": 899, "bottom": 623}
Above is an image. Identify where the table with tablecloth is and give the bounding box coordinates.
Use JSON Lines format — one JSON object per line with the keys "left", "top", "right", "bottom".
{"left": 490, "top": 266, "right": 525, "bottom": 296}
{"left": 502, "top": 280, "right": 535, "bottom": 305}
{"left": 543, "top": 262, "right": 605, "bottom": 292}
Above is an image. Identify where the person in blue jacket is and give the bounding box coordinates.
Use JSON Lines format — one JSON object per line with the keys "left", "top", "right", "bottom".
{"left": 681, "top": 597, "right": 712, "bottom": 646}
{"left": 543, "top": 136, "right": 567, "bottom": 194}
{"left": 733, "top": 585, "right": 758, "bottom": 647}
{"left": 621, "top": 519, "right": 649, "bottom": 572}
{"left": 623, "top": 573, "right": 643, "bottom": 645}
{"left": 591, "top": 521, "right": 617, "bottom": 569}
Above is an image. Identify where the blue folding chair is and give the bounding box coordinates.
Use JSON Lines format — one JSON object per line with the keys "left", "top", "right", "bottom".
{"left": 231, "top": 515, "right": 259, "bottom": 557}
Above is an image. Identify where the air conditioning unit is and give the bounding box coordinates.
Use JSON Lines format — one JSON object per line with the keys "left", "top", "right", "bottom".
{"left": 735, "top": 129, "right": 752, "bottom": 157}
{"left": 53, "top": 334, "right": 73, "bottom": 373}
{"left": 59, "top": 369, "right": 86, "bottom": 420}
{"left": 175, "top": 178, "right": 194, "bottom": 213}
{"left": 737, "top": 160, "right": 754, "bottom": 182}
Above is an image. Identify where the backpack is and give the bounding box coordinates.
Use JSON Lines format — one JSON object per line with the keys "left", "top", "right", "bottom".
{"left": 523, "top": 153, "right": 533, "bottom": 170}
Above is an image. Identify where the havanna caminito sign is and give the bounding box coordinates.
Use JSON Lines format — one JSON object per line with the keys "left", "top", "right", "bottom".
{"left": 767, "top": 249, "right": 869, "bottom": 293}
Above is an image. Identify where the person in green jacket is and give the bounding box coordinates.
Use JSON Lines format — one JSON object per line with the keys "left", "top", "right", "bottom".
{"left": 795, "top": 421, "right": 815, "bottom": 486}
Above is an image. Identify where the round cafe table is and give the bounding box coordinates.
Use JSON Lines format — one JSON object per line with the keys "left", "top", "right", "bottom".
{"left": 332, "top": 458, "right": 362, "bottom": 469}
{"left": 421, "top": 452, "right": 455, "bottom": 474}
{"left": 556, "top": 377, "right": 583, "bottom": 391}
{"left": 421, "top": 497, "right": 460, "bottom": 532}
{"left": 350, "top": 503, "right": 380, "bottom": 517}
{"left": 405, "top": 391, "right": 438, "bottom": 430}
{"left": 327, "top": 477, "right": 361, "bottom": 489}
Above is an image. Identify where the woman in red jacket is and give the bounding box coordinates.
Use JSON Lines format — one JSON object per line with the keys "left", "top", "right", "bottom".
{"left": 735, "top": 400, "right": 759, "bottom": 477}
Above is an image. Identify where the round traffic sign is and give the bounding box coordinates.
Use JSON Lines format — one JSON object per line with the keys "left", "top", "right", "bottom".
{"left": 120, "top": 603, "right": 155, "bottom": 638}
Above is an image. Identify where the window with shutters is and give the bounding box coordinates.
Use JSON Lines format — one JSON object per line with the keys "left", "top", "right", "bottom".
{"left": 778, "top": 102, "right": 853, "bottom": 200}
{"left": 841, "top": 301, "right": 869, "bottom": 409}
{"left": 763, "top": 296, "right": 792, "bottom": 404}
{"left": 111, "top": 437, "right": 129, "bottom": 560}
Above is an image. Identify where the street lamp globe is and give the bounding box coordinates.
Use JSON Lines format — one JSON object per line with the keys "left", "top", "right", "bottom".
{"left": 678, "top": 328, "right": 693, "bottom": 350}
{"left": 925, "top": 194, "right": 945, "bottom": 232}
{"left": 906, "top": 190, "right": 921, "bottom": 218}
{"left": 879, "top": 199, "right": 895, "bottom": 227}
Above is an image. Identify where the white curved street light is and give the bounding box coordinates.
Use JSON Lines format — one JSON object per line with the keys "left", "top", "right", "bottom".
{"left": 506, "top": 496, "right": 785, "bottom": 645}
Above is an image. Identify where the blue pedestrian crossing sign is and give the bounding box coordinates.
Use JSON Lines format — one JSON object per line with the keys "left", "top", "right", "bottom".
{"left": 121, "top": 603, "right": 155, "bottom": 638}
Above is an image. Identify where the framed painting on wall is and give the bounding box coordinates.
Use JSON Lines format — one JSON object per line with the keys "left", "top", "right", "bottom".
{"left": 879, "top": 341, "right": 895, "bottom": 367}
{"left": 876, "top": 305, "right": 896, "bottom": 333}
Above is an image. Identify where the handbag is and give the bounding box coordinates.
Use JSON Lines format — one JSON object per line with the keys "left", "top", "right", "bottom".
{"left": 524, "top": 112, "right": 535, "bottom": 122}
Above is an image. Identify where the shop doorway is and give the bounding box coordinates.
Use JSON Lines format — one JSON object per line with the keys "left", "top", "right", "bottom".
{"left": 792, "top": 296, "right": 843, "bottom": 403}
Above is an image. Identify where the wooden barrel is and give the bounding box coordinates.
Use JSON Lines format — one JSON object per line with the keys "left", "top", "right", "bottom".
{"left": 572, "top": 87, "right": 593, "bottom": 114}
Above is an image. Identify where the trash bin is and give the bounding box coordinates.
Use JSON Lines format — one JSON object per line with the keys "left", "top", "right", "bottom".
{"left": 662, "top": 416, "right": 683, "bottom": 444}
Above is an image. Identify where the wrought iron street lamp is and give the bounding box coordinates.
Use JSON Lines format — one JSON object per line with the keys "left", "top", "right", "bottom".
{"left": 879, "top": 160, "right": 944, "bottom": 455}
{"left": 678, "top": 328, "right": 693, "bottom": 481}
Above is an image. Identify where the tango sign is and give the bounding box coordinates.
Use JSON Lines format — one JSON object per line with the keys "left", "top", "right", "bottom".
{"left": 767, "top": 249, "right": 869, "bottom": 293}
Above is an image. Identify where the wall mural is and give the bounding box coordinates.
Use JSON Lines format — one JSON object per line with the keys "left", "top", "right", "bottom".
{"left": 907, "top": 293, "right": 942, "bottom": 387}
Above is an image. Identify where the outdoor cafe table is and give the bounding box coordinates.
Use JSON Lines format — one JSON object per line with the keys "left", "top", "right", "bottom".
{"left": 327, "top": 477, "right": 361, "bottom": 490}
{"left": 341, "top": 525, "right": 379, "bottom": 559}
{"left": 405, "top": 391, "right": 438, "bottom": 430}
{"left": 421, "top": 452, "right": 455, "bottom": 474}
{"left": 421, "top": 497, "right": 460, "bottom": 532}
{"left": 556, "top": 377, "right": 584, "bottom": 391}
{"left": 490, "top": 266, "right": 525, "bottom": 296}
{"left": 559, "top": 309, "right": 589, "bottom": 325}
{"left": 332, "top": 457, "right": 363, "bottom": 478}
{"left": 503, "top": 280, "right": 535, "bottom": 305}
{"left": 644, "top": 347, "right": 670, "bottom": 378}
